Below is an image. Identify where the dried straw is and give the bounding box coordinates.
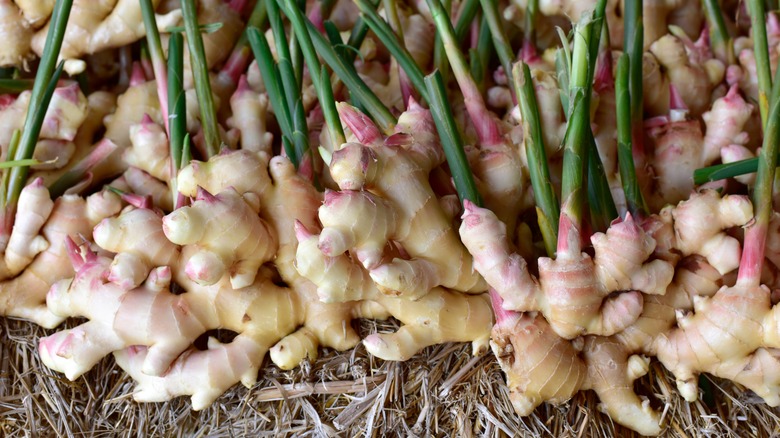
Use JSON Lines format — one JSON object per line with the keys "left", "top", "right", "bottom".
{"left": 2, "top": 316, "right": 779, "bottom": 437}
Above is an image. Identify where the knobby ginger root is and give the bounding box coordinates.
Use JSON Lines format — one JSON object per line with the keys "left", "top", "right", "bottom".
{"left": 488, "top": 290, "right": 586, "bottom": 417}
{"left": 0, "top": 187, "right": 121, "bottom": 327}
{"left": 41, "top": 151, "right": 389, "bottom": 409}
{"left": 653, "top": 190, "right": 753, "bottom": 275}
{"left": 163, "top": 187, "right": 276, "bottom": 289}
{"left": 0, "top": 0, "right": 33, "bottom": 66}
{"left": 582, "top": 257, "right": 723, "bottom": 436}
{"left": 460, "top": 201, "right": 674, "bottom": 338}
{"left": 654, "top": 276, "right": 780, "bottom": 405}
{"left": 295, "top": 221, "right": 492, "bottom": 361}
{"left": 315, "top": 102, "right": 485, "bottom": 300}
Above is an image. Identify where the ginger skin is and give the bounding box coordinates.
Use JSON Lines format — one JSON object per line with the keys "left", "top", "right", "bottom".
{"left": 460, "top": 201, "right": 673, "bottom": 338}
{"left": 316, "top": 101, "right": 485, "bottom": 299}
{"left": 0, "top": 188, "right": 121, "bottom": 327}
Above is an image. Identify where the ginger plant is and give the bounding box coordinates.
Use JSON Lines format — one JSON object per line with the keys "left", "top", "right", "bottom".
{"left": 302, "top": 100, "right": 485, "bottom": 300}
{"left": 40, "top": 151, "right": 388, "bottom": 409}
{"left": 463, "top": 15, "right": 669, "bottom": 340}
{"left": 653, "top": 52, "right": 780, "bottom": 407}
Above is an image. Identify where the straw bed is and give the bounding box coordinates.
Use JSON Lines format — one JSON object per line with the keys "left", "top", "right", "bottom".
{"left": 3, "top": 317, "right": 779, "bottom": 437}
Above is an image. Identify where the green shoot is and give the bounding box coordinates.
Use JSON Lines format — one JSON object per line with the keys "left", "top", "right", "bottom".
{"left": 247, "top": 27, "right": 297, "bottom": 163}
{"left": 514, "top": 62, "right": 559, "bottom": 256}
{"left": 291, "top": 11, "right": 396, "bottom": 132}
{"left": 355, "top": 0, "right": 429, "bottom": 101}
{"left": 168, "top": 32, "right": 186, "bottom": 208}
{"left": 748, "top": 0, "right": 772, "bottom": 129}
{"left": 480, "top": 0, "right": 515, "bottom": 92}
{"left": 702, "top": 0, "right": 735, "bottom": 64}
{"left": 181, "top": 0, "right": 221, "bottom": 157}
{"left": 278, "top": 0, "right": 346, "bottom": 149}
{"left": 615, "top": 53, "right": 648, "bottom": 217}
{"left": 140, "top": 0, "right": 169, "bottom": 134}
{"left": 425, "top": 71, "right": 482, "bottom": 206}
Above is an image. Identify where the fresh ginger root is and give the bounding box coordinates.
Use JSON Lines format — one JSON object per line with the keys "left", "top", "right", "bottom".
{"left": 295, "top": 220, "right": 492, "bottom": 361}
{"left": 30, "top": 0, "right": 180, "bottom": 72}
{"left": 654, "top": 275, "right": 780, "bottom": 405}
{"left": 0, "top": 1, "right": 33, "bottom": 66}
{"left": 582, "top": 257, "right": 723, "bottom": 436}
{"left": 652, "top": 190, "right": 753, "bottom": 275}
{"left": 163, "top": 187, "right": 276, "bottom": 289}
{"left": 460, "top": 201, "right": 674, "bottom": 338}
{"left": 0, "top": 186, "right": 121, "bottom": 327}
{"left": 312, "top": 101, "right": 485, "bottom": 300}
{"left": 41, "top": 151, "right": 390, "bottom": 409}
{"left": 488, "top": 290, "right": 586, "bottom": 417}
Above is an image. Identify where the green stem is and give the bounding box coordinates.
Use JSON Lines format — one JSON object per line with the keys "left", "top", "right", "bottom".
{"left": 295, "top": 12, "right": 396, "bottom": 132}
{"left": 427, "top": 0, "right": 501, "bottom": 145}
{"left": 702, "top": 0, "right": 735, "bottom": 64}
{"left": 558, "top": 18, "right": 593, "bottom": 250}
{"left": 280, "top": 0, "right": 346, "bottom": 149}
{"left": 524, "top": 0, "right": 539, "bottom": 44}
{"left": 749, "top": 0, "right": 772, "bottom": 129}
{"left": 454, "top": 0, "right": 480, "bottom": 43}
{"left": 586, "top": 132, "right": 617, "bottom": 231}
{"left": 624, "top": 0, "right": 644, "bottom": 167}
{"left": 433, "top": 0, "right": 452, "bottom": 84}
{"left": 738, "top": 74, "right": 780, "bottom": 285}
{"left": 425, "top": 71, "right": 482, "bottom": 206}
{"left": 140, "top": 0, "right": 169, "bottom": 134}
{"left": 615, "top": 53, "right": 648, "bottom": 217}
{"left": 480, "top": 0, "right": 515, "bottom": 91}
{"left": 514, "top": 62, "right": 559, "bottom": 257}
{"left": 247, "top": 27, "right": 297, "bottom": 163}
{"left": 168, "top": 32, "right": 186, "bottom": 208}
{"left": 6, "top": 0, "right": 72, "bottom": 208}
{"left": 182, "top": 0, "right": 221, "bottom": 157}
{"left": 355, "top": 0, "right": 429, "bottom": 101}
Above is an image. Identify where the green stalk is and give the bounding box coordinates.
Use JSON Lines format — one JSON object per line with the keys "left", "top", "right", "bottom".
{"left": 624, "top": 0, "right": 644, "bottom": 168}
{"left": 7, "top": 55, "right": 66, "bottom": 209}
{"left": 425, "top": 71, "right": 482, "bottom": 206}
{"left": 6, "top": 0, "right": 72, "bottom": 208}
{"left": 480, "top": 0, "right": 515, "bottom": 91}
{"left": 454, "top": 0, "right": 480, "bottom": 43}
{"left": 0, "top": 130, "right": 21, "bottom": 208}
{"left": 749, "top": 0, "right": 773, "bottom": 129}
{"left": 247, "top": 27, "right": 297, "bottom": 163}
{"left": 355, "top": 0, "right": 429, "bottom": 101}
{"left": 168, "top": 32, "right": 186, "bottom": 209}
{"left": 0, "top": 79, "right": 34, "bottom": 94}
{"left": 558, "top": 18, "right": 593, "bottom": 252}
{"left": 181, "top": 0, "right": 221, "bottom": 157}
{"left": 168, "top": 33, "right": 186, "bottom": 174}
{"left": 280, "top": 0, "right": 345, "bottom": 148}
{"left": 514, "top": 62, "right": 559, "bottom": 256}
{"left": 433, "top": 0, "right": 452, "bottom": 83}
{"left": 586, "top": 132, "right": 617, "bottom": 231}
{"left": 585, "top": 0, "right": 617, "bottom": 229}
{"left": 738, "top": 76, "right": 780, "bottom": 285}
{"left": 294, "top": 11, "right": 396, "bottom": 132}
{"left": 266, "top": 0, "right": 298, "bottom": 113}
{"left": 523, "top": 0, "right": 539, "bottom": 44}
{"left": 428, "top": 0, "right": 502, "bottom": 145}
{"left": 615, "top": 53, "right": 648, "bottom": 217}
{"left": 470, "top": 14, "right": 493, "bottom": 88}
{"left": 555, "top": 48, "right": 570, "bottom": 114}
{"left": 140, "top": 0, "right": 169, "bottom": 134}
{"left": 290, "top": 0, "right": 305, "bottom": 90}
{"left": 702, "top": 0, "right": 735, "bottom": 64}
{"left": 319, "top": 65, "right": 345, "bottom": 148}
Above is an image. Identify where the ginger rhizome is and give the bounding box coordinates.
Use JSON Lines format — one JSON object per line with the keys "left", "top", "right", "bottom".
{"left": 460, "top": 200, "right": 673, "bottom": 339}
{"left": 311, "top": 101, "right": 485, "bottom": 300}
{"left": 0, "top": 182, "right": 121, "bottom": 327}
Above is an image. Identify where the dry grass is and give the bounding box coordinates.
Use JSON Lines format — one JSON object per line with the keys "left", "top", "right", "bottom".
{"left": 2, "top": 316, "right": 780, "bottom": 437}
